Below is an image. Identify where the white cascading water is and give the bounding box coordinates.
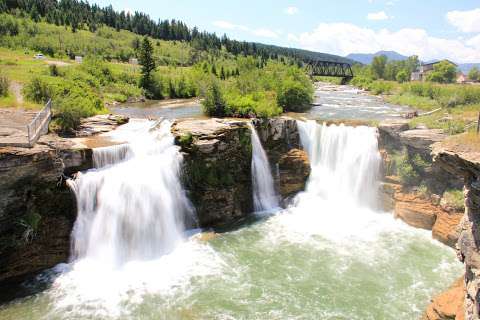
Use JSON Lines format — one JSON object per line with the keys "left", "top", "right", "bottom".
{"left": 273, "top": 120, "right": 385, "bottom": 243}
{"left": 68, "top": 119, "right": 195, "bottom": 265}
{"left": 249, "top": 123, "right": 279, "bottom": 212}
{"left": 297, "top": 120, "right": 381, "bottom": 207}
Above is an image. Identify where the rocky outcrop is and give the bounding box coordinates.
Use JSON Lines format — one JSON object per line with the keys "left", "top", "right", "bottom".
{"left": 394, "top": 191, "right": 439, "bottom": 230}
{"left": 252, "top": 117, "right": 301, "bottom": 163}
{"left": 423, "top": 276, "right": 465, "bottom": 320}
{"left": 0, "top": 135, "right": 92, "bottom": 285}
{"left": 399, "top": 129, "right": 447, "bottom": 154}
{"left": 278, "top": 149, "right": 310, "bottom": 199}
{"left": 252, "top": 117, "right": 308, "bottom": 199}
{"left": 74, "top": 114, "right": 128, "bottom": 137}
{"left": 172, "top": 119, "right": 253, "bottom": 228}
{"left": 432, "top": 138, "right": 480, "bottom": 320}
{"left": 172, "top": 117, "right": 307, "bottom": 227}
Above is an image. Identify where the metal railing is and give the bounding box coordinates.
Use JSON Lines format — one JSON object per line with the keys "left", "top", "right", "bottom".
{"left": 27, "top": 99, "right": 52, "bottom": 147}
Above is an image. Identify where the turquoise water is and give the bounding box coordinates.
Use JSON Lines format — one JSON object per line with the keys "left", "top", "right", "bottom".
{"left": 0, "top": 208, "right": 462, "bottom": 320}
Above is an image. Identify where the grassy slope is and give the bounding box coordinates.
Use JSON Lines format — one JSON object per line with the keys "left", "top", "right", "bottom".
{"left": 352, "top": 79, "right": 480, "bottom": 136}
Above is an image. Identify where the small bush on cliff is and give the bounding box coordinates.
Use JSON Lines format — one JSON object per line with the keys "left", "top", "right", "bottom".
{"left": 391, "top": 151, "right": 421, "bottom": 186}
{"left": 442, "top": 189, "right": 465, "bottom": 211}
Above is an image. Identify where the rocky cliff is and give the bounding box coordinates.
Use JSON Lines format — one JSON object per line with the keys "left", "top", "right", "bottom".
{"left": 0, "top": 115, "right": 125, "bottom": 287}
{"left": 0, "top": 136, "right": 91, "bottom": 285}
{"left": 172, "top": 117, "right": 309, "bottom": 227}
{"left": 432, "top": 137, "right": 480, "bottom": 320}
{"left": 172, "top": 119, "right": 254, "bottom": 228}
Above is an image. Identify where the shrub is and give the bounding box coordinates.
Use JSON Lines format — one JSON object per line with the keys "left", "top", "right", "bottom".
{"left": 23, "top": 76, "right": 52, "bottom": 103}
{"left": 390, "top": 151, "right": 422, "bottom": 186}
{"left": 277, "top": 79, "right": 313, "bottom": 112}
{"left": 0, "top": 14, "right": 19, "bottom": 36}
{"left": 53, "top": 95, "right": 103, "bottom": 132}
{"left": 201, "top": 80, "right": 226, "bottom": 117}
{"left": 441, "top": 189, "right": 465, "bottom": 212}
{"left": 396, "top": 70, "right": 408, "bottom": 83}
{"left": 48, "top": 64, "right": 61, "bottom": 77}
{"left": 0, "top": 74, "right": 9, "bottom": 97}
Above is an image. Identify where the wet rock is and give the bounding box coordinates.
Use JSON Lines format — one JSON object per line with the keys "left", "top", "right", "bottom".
{"left": 423, "top": 276, "right": 465, "bottom": 320}
{"left": 278, "top": 149, "right": 310, "bottom": 198}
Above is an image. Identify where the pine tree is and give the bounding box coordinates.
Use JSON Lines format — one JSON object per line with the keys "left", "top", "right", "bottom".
{"left": 220, "top": 66, "right": 226, "bottom": 80}
{"left": 138, "top": 37, "right": 156, "bottom": 95}
{"left": 211, "top": 64, "right": 217, "bottom": 76}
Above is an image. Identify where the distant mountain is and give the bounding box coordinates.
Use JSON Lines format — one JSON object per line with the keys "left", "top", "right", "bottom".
{"left": 346, "top": 51, "right": 409, "bottom": 64}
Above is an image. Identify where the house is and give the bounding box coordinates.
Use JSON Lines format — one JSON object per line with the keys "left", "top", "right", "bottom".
{"left": 457, "top": 73, "right": 468, "bottom": 84}
{"left": 75, "top": 56, "right": 83, "bottom": 64}
{"left": 129, "top": 58, "right": 138, "bottom": 65}
{"left": 410, "top": 59, "right": 458, "bottom": 81}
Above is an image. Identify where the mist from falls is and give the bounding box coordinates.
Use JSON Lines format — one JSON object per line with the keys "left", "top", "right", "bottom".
{"left": 249, "top": 123, "right": 279, "bottom": 212}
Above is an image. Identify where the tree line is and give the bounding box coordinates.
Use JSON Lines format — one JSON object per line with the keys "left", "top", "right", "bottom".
{"left": 0, "top": 0, "right": 350, "bottom": 65}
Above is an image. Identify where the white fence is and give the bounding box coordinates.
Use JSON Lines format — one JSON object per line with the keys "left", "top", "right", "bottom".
{"left": 26, "top": 99, "right": 52, "bottom": 147}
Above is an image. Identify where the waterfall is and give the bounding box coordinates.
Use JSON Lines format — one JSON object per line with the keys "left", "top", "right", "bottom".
{"left": 297, "top": 120, "right": 381, "bottom": 207}
{"left": 249, "top": 123, "right": 279, "bottom": 212}
{"left": 68, "top": 119, "right": 195, "bottom": 266}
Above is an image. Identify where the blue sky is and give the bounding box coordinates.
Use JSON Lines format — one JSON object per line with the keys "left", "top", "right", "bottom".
{"left": 92, "top": 0, "right": 480, "bottom": 62}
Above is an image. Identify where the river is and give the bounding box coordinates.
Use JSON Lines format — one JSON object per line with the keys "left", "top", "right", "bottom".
{"left": 0, "top": 84, "right": 460, "bottom": 320}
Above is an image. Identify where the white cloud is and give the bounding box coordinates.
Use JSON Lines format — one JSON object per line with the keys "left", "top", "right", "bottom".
{"left": 284, "top": 6, "right": 299, "bottom": 15}
{"left": 252, "top": 28, "right": 280, "bottom": 38}
{"left": 213, "top": 20, "right": 279, "bottom": 38}
{"left": 212, "top": 20, "right": 248, "bottom": 31}
{"left": 446, "top": 8, "right": 480, "bottom": 33}
{"left": 287, "top": 22, "right": 480, "bottom": 63}
{"left": 367, "top": 11, "right": 389, "bottom": 21}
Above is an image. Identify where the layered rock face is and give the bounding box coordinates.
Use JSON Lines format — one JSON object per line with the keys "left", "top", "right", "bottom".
{"left": 433, "top": 142, "right": 480, "bottom": 320}
{"left": 172, "top": 119, "right": 254, "bottom": 228}
{"left": 0, "top": 136, "right": 92, "bottom": 284}
{"left": 278, "top": 149, "right": 310, "bottom": 199}
{"left": 0, "top": 114, "right": 126, "bottom": 286}
{"left": 378, "top": 120, "right": 464, "bottom": 248}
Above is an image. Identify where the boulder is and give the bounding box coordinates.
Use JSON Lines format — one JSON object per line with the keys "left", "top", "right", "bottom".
{"left": 278, "top": 149, "right": 310, "bottom": 198}
{"left": 423, "top": 276, "right": 465, "bottom": 320}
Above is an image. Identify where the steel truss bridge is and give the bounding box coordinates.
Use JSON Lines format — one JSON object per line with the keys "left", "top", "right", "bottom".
{"left": 305, "top": 60, "right": 354, "bottom": 84}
